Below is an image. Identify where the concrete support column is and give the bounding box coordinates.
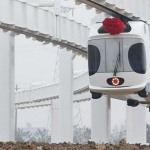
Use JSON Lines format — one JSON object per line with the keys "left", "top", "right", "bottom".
{"left": 0, "top": 30, "right": 15, "bottom": 141}
{"left": 15, "top": 109, "right": 17, "bottom": 141}
{"left": 51, "top": 99, "right": 60, "bottom": 143}
{"left": 91, "top": 95, "right": 111, "bottom": 143}
{"left": 126, "top": 105, "right": 146, "bottom": 144}
{"left": 59, "top": 50, "right": 75, "bottom": 143}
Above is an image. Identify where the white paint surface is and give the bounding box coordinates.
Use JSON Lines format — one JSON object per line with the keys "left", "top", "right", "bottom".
{"left": 59, "top": 50, "right": 75, "bottom": 142}
{"left": 0, "top": 30, "right": 15, "bottom": 141}
{"left": 91, "top": 96, "right": 111, "bottom": 143}
{"left": 126, "top": 105, "right": 146, "bottom": 144}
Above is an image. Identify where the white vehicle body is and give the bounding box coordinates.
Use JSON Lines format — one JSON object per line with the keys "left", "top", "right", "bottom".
{"left": 88, "top": 21, "right": 150, "bottom": 105}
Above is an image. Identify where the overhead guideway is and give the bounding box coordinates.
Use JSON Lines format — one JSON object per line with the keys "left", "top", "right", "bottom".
{"left": 75, "top": 0, "right": 150, "bottom": 24}
{"left": 0, "top": 0, "right": 89, "bottom": 56}
{"left": 2, "top": 0, "right": 150, "bottom": 59}
{"left": 15, "top": 72, "right": 91, "bottom": 109}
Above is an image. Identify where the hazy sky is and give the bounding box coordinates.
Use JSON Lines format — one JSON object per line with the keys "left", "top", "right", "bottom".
{"left": 15, "top": 0, "right": 150, "bottom": 131}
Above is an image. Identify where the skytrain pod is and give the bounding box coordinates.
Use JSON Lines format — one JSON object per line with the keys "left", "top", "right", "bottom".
{"left": 88, "top": 21, "right": 150, "bottom": 106}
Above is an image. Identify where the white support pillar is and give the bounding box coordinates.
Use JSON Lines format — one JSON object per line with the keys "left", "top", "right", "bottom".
{"left": 0, "top": 30, "right": 15, "bottom": 141}
{"left": 59, "top": 50, "right": 75, "bottom": 143}
{"left": 126, "top": 105, "right": 146, "bottom": 144}
{"left": 91, "top": 95, "right": 111, "bottom": 143}
{"left": 51, "top": 99, "right": 60, "bottom": 143}
{"left": 15, "top": 109, "right": 17, "bottom": 141}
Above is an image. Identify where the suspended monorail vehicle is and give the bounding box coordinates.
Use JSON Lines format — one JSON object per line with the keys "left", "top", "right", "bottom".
{"left": 88, "top": 19, "right": 150, "bottom": 107}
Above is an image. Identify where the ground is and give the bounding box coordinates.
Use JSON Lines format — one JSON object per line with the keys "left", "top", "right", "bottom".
{"left": 0, "top": 139, "right": 150, "bottom": 150}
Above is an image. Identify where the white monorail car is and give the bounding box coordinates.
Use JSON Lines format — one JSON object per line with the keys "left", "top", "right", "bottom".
{"left": 88, "top": 20, "right": 150, "bottom": 107}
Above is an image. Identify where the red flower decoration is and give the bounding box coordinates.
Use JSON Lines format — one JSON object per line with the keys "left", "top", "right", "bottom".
{"left": 102, "top": 18, "right": 124, "bottom": 35}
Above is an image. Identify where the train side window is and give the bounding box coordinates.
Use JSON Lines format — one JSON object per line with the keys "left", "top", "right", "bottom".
{"left": 106, "top": 39, "right": 123, "bottom": 73}
{"left": 88, "top": 45, "right": 100, "bottom": 76}
{"left": 128, "top": 43, "right": 146, "bottom": 74}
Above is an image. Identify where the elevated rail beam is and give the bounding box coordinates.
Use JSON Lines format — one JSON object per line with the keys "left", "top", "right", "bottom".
{"left": 0, "top": 0, "right": 89, "bottom": 58}
{"left": 75, "top": 0, "right": 150, "bottom": 24}
{"left": 15, "top": 72, "right": 91, "bottom": 109}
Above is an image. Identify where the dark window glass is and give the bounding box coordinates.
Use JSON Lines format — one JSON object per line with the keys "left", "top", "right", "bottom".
{"left": 88, "top": 45, "right": 100, "bottom": 76}
{"left": 128, "top": 43, "right": 146, "bottom": 74}
{"left": 105, "top": 39, "right": 123, "bottom": 73}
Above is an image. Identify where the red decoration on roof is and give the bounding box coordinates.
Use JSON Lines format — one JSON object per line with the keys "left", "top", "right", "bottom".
{"left": 102, "top": 18, "right": 124, "bottom": 35}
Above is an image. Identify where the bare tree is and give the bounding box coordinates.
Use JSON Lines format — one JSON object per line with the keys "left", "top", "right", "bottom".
{"left": 16, "top": 129, "right": 35, "bottom": 142}
{"left": 73, "top": 125, "right": 91, "bottom": 144}
{"left": 110, "top": 122, "right": 126, "bottom": 144}
{"left": 16, "top": 128, "right": 50, "bottom": 143}
{"left": 34, "top": 128, "right": 51, "bottom": 143}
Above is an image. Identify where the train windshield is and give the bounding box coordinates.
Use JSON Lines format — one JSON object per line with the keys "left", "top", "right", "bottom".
{"left": 88, "top": 38, "right": 146, "bottom": 76}
{"left": 105, "top": 39, "right": 123, "bottom": 73}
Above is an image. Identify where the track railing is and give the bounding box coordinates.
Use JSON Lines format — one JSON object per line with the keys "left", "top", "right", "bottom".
{"left": 15, "top": 72, "right": 91, "bottom": 109}
{"left": 0, "top": 0, "right": 89, "bottom": 56}
{"left": 75, "top": 0, "right": 150, "bottom": 23}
